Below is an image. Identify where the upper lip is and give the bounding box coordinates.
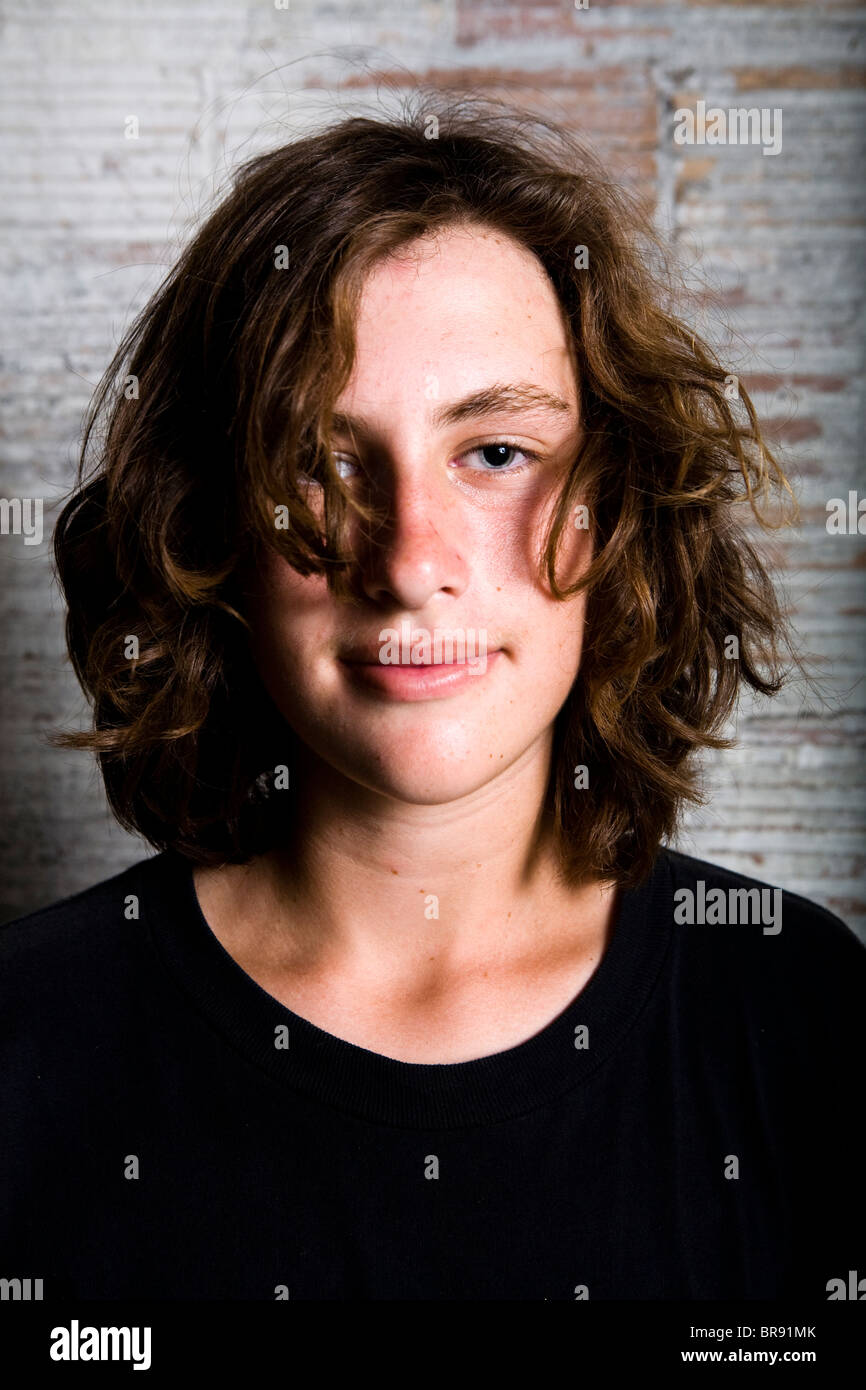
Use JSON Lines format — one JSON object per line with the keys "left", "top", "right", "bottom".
{"left": 340, "top": 644, "right": 499, "bottom": 665}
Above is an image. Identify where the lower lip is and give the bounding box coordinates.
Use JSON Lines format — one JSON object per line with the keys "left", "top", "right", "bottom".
{"left": 341, "top": 651, "right": 501, "bottom": 701}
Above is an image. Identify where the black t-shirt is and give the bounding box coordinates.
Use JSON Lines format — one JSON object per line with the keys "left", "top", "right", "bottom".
{"left": 1, "top": 845, "right": 863, "bottom": 1301}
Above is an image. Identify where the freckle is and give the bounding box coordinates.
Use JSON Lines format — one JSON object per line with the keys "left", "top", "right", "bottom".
{"left": 391, "top": 868, "right": 399, "bottom": 875}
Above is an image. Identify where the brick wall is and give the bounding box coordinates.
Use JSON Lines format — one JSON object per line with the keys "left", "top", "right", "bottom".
{"left": 1, "top": 0, "right": 864, "bottom": 936}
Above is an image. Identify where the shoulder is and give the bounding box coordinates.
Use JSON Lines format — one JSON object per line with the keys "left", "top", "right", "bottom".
{"left": 655, "top": 845, "right": 866, "bottom": 1027}
{"left": 0, "top": 854, "right": 168, "bottom": 1002}
{"left": 660, "top": 845, "right": 859, "bottom": 939}
{"left": 661, "top": 839, "right": 856, "bottom": 928}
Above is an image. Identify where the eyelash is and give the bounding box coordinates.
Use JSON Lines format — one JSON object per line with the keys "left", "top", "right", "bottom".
{"left": 330, "top": 439, "right": 541, "bottom": 480}
{"left": 458, "top": 440, "right": 541, "bottom": 475}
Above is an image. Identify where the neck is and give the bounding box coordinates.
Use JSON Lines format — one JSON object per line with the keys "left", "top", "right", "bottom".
{"left": 195, "top": 732, "right": 614, "bottom": 982}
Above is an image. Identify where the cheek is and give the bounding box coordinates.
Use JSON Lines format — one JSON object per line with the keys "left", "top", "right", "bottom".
{"left": 244, "top": 553, "right": 330, "bottom": 685}
{"left": 525, "top": 594, "right": 587, "bottom": 693}
{"left": 483, "top": 476, "right": 593, "bottom": 584}
{"left": 493, "top": 497, "right": 592, "bottom": 653}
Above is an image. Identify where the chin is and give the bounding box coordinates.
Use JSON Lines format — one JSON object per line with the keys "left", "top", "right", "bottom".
{"left": 360, "top": 766, "right": 507, "bottom": 806}
{"left": 322, "top": 734, "right": 509, "bottom": 805}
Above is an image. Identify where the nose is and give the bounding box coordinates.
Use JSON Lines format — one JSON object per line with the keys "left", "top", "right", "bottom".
{"left": 354, "top": 463, "right": 470, "bottom": 611}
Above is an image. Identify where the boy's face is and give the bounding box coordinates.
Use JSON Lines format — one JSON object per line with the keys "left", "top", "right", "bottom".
{"left": 245, "top": 223, "right": 591, "bottom": 805}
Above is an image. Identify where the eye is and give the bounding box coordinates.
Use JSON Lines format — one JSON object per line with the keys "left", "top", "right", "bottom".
{"left": 332, "top": 455, "right": 360, "bottom": 481}
{"left": 325, "top": 441, "right": 542, "bottom": 482}
{"left": 297, "top": 456, "right": 357, "bottom": 487}
{"left": 459, "top": 440, "right": 540, "bottom": 474}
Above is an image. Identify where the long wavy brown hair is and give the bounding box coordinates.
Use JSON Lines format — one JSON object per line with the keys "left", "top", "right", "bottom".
{"left": 52, "top": 91, "right": 800, "bottom": 888}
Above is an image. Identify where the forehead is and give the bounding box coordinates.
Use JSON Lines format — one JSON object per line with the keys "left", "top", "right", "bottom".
{"left": 337, "top": 225, "right": 577, "bottom": 420}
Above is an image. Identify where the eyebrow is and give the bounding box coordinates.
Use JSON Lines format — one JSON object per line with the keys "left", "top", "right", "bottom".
{"left": 331, "top": 382, "right": 575, "bottom": 437}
